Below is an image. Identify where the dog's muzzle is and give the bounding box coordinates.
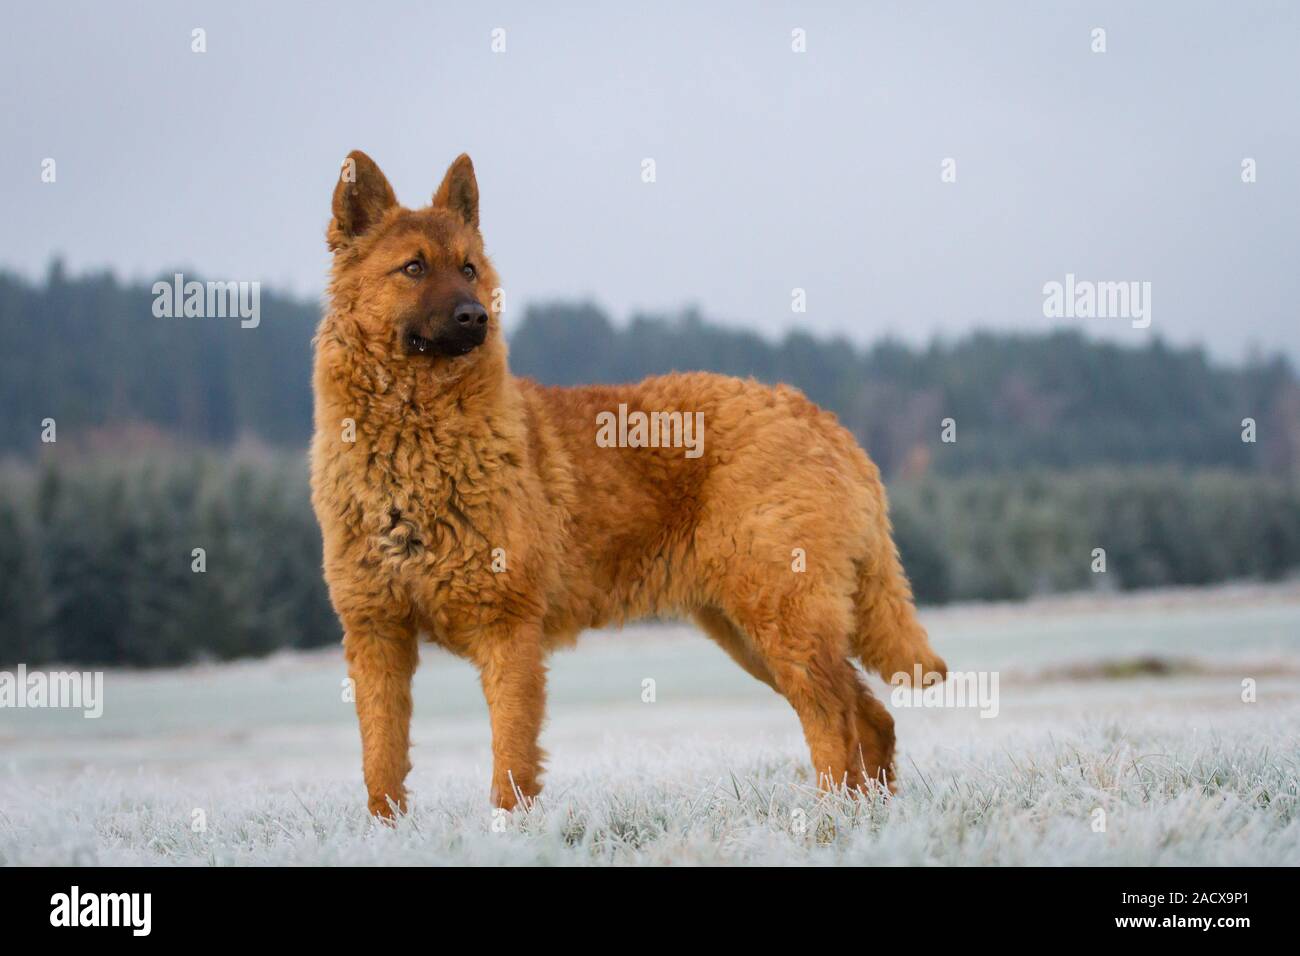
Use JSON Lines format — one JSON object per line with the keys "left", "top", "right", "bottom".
{"left": 405, "top": 301, "right": 488, "bottom": 357}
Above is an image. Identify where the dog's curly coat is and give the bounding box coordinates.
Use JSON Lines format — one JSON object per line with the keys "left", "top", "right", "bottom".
{"left": 311, "top": 151, "right": 947, "bottom": 817}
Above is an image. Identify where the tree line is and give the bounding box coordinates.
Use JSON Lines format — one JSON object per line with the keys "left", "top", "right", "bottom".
{"left": 4, "top": 264, "right": 1297, "bottom": 666}
{"left": 3, "top": 265, "right": 1298, "bottom": 478}
{"left": 3, "top": 454, "right": 1297, "bottom": 667}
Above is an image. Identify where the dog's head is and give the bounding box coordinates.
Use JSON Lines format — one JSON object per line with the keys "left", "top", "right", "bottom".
{"left": 325, "top": 151, "right": 502, "bottom": 367}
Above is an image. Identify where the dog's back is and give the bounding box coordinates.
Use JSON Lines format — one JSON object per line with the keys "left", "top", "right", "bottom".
{"left": 524, "top": 372, "right": 942, "bottom": 680}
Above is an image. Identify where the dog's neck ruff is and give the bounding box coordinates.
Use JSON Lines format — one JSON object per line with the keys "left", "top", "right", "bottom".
{"left": 316, "top": 324, "right": 522, "bottom": 494}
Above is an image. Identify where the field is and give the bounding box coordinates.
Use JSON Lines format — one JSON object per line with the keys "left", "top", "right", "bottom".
{"left": 2, "top": 583, "right": 1299, "bottom": 865}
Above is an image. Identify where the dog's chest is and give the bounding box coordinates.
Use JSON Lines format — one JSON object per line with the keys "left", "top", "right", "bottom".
{"left": 377, "top": 463, "right": 503, "bottom": 559}
{"left": 315, "top": 425, "right": 535, "bottom": 647}
{"left": 380, "top": 494, "right": 517, "bottom": 650}
{"left": 374, "top": 493, "right": 487, "bottom": 572}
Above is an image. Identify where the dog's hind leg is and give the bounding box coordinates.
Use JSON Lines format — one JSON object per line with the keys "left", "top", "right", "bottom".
{"left": 693, "top": 605, "right": 778, "bottom": 690}
{"left": 726, "top": 592, "right": 863, "bottom": 791}
{"left": 476, "top": 620, "right": 548, "bottom": 811}
{"left": 849, "top": 675, "right": 896, "bottom": 792}
{"left": 344, "top": 621, "right": 419, "bottom": 819}
{"left": 700, "top": 602, "right": 893, "bottom": 793}
{"left": 698, "top": 604, "right": 889, "bottom": 792}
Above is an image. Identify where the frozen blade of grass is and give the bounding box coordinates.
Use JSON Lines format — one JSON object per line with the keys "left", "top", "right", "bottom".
{"left": 907, "top": 753, "right": 935, "bottom": 799}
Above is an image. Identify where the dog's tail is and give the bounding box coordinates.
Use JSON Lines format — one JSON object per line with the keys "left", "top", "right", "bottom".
{"left": 849, "top": 514, "right": 947, "bottom": 687}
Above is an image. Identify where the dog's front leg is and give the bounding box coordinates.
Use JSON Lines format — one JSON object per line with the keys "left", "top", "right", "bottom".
{"left": 477, "top": 620, "right": 547, "bottom": 810}
{"left": 344, "top": 624, "right": 418, "bottom": 819}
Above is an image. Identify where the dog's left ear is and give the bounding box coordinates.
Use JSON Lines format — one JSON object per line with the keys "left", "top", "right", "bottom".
{"left": 432, "top": 154, "right": 479, "bottom": 228}
{"left": 329, "top": 150, "right": 397, "bottom": 251}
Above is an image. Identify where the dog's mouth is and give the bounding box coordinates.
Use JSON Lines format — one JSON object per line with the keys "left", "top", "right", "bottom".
{"left": 404, "top": 330, "right": 483, "bottom": 358}
{"left": 406, "top": 331, "right": 436, "bottom": 355}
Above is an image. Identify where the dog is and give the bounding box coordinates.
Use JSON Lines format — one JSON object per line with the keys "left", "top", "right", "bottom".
{"left": 310, "top": 151, "right": 947, "bottom": 817}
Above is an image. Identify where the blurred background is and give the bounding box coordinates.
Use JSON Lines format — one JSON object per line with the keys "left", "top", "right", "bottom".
{"left": 2, "top": 0, "right": 1299, "bottom": 669}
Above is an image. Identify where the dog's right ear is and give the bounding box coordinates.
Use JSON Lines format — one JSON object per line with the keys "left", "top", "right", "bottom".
{"left": 328, "top": 150, "right": 397, "bottom": 251}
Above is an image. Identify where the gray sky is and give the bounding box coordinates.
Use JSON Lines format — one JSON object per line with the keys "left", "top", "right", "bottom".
{"left": 4, "top": 1, "right": 1297, "bottom": 360}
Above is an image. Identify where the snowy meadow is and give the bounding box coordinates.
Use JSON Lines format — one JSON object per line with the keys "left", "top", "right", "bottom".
{"left": 2, "top": 584, "right": 1298, "bottom": 865}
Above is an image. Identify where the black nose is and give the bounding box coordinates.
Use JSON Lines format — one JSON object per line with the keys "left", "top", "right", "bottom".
{"left": 454, "top": 302, "right": 488, "bottom": 327}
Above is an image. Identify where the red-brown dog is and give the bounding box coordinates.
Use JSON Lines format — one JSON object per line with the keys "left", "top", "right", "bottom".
{"left": 310, "top": 151, "right": 947, "bottom": 816}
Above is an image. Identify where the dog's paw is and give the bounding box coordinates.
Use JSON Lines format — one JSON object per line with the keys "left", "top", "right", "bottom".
{"left": 368, "top": 792, "right": 407, "bottom": 822}
{"left": 491, "top": 778, "right": 541, "bottom": 812}
{"left": 851, "top": 773, "right": 897, "bottom": 798}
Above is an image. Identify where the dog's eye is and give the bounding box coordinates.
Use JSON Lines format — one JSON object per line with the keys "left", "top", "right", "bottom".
{"left": 462, "top": 263, "right": 476, "bottom": 281}
{"left": 402, "top": 260, "right": 424, "bottom": 277}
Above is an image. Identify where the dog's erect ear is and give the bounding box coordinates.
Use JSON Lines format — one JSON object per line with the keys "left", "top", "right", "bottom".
{"left": 329, "top": 150, "right": 397, "bottom": 250}
{"left": 432, "top": 154, "right": 479, "bottom": 228}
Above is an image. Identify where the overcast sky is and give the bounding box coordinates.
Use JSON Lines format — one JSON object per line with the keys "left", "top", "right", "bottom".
{"left": 3, "top": 1, "right": 1297, "bottom": 360}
